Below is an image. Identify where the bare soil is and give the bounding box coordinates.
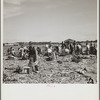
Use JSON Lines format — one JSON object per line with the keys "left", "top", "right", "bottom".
{"left": 3, "top": 54, "right": 97, "bottom": 84}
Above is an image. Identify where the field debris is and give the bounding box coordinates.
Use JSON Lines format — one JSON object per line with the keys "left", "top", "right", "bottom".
{"left": 3, "top": 42, "right": 97, "bottom": 84}
{"left": 57, "top": 60, "right": 63, "bottom": 64}
{"left": 14, "top": 65, "right": 23, "bottom": 73}
{"left": 87, "top": 77, "right": 94, "bottom": 84}
{"left": 71, "top": 55, "right": 82, "bottom": 63}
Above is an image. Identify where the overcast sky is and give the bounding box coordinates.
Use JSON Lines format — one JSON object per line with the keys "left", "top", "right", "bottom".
{"left": 3, "top": 0, "right": 97, "bottom": 43}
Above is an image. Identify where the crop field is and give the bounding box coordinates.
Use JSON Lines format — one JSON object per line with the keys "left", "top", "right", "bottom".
{"left": 3, "top": 43, "right": 97, "bottom": 84}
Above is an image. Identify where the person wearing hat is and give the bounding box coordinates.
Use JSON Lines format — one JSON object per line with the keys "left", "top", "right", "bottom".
{"left": 28, "top": 42, "right": 37, "bottom": 61}
{"left": 28, "top": 41, "right": 38, "bottom": 72}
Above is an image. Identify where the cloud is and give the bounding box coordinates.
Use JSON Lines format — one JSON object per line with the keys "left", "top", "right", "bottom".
{"left": 4, "top": 0, "right": 25, "bottom": 5}
{"left": 4, "top": 10, "right": 23, "bottom": 19}
{"left": 3, "top": 0, "right": 24, "bottom": 18}
{"left": 3, "top": 0, "right": 50, "bottom": 19}
{"left": 3, "top": 5, "right": 23, "bottom": 18}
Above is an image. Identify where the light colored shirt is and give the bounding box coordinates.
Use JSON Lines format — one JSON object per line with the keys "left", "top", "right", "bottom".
{"left": 87, "top": 45, "right": 90, "bottom": 49}
{"left": 46, "top": 44, "right": 49, "bottom": 48}
{"left": 78, "top": 44, "right": 81, "bottom": 49}
{"left": 48, "top": 48, "right": 52, "bottom": 53}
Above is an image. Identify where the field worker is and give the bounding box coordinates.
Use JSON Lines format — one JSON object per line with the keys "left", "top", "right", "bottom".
{"left": 9, "top": 47, "right": 13, "bottom": 53}
{"left": 55, "top": 46, "right": 59, "bottom": 53}
{"left": 48, "top": 41, "right": 52, "bottom": 48}
{"left": 12, "top": 48, "right": 16, "bottom": 56}
{"left": 23, "top": 46, "right": 28, "bottom": 53}
{"left": 73, "top": 41, "right": 76, "bottom": 50}
{"left": 69, "top": 43, "right": 73, "bottom": 54}
{"left": 7, "top": 47, "right": 16, "bottom": 59}
{"left": 65, "top": 42, "right": 70, "bottom": 50}
{"left": 10, "top": 47, "right": 16, "bottom": 56}
{"left": 94, "top": 44, "right": 97, "bottom": 57}
{"left": 53, "top": 46, "right": 59, "bottom": 58}
{"left": 37, "top": 47, "right": 41, "bottom": 56}
{"left": 75, "top": 43, "right": 80, "bottom": 55}
{"left": 92, "top": 44, "right": 97, "bottom": 55}
{"left": 47, "top": 46, "right": 52, "bottom": 56}
{"left": 52, "top": 47, "right": 56, "bottom": 60}
{"left": 58, "top": 45, "right": 62, "bottom": 55}
{"left": 78, "top": 43, "right": 82, "bottom": 54}
{"left": 28, "top": 41, "right": 38, "bottom": 72}
{"left": 46, "top": 44, "right": 49, "bottom": 48}
{"left": 19, "top": 45, "right": 24, "bottom": 57}
{"left": 22, "top": 52, "right": 28, "bottom": 60}
{"left": 28, "top": 42, "right": 36, "bottom": 62}
{"left": 86, "top": 42, "right": 90, "bottom": 55}
{"left": 7, "top": 48, "right": 10, "bottom": 55}
{"left": 90, "top": 41, "right": 94, "bottom": 54}
{"left": 21, "top": 46, "right": 29, "bottom": 60}
{"left": 65, "top": 48, "right": 70, "bottom": 54}
{"left": 61, "top": 41, "right": 64, "bottom": 49}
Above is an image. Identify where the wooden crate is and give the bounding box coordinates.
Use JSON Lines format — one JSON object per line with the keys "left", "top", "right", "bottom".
{"left": 24, "top": 67, "right": 32, "bottom": 74}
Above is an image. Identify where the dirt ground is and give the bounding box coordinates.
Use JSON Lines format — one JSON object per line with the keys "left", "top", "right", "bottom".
{"left": 3, "top": 53, "right": 97, "bottom": 84}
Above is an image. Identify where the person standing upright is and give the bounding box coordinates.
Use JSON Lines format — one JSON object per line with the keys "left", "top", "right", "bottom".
{"left": 28, "top": 41, "right": 37, "bottom": 72}
{"left": 28, "top": 41, "right": 37, "bottom": 62}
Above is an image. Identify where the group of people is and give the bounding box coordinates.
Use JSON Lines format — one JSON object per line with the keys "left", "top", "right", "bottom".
{"left": 6, "top": 41, "right": 97, "bottom": 72}
{"left": 7, "top": 42, "right": 38, "bottom": 72}
{"left": 7, "top": 41, "right": 97, "bottom": 61}
{"left": 57, "top": 41, "right": 97, "bottom": 56}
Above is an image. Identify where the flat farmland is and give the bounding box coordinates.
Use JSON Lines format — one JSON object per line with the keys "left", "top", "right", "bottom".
{"left": 3, "top": 44, "right": 97, "bottom": 84}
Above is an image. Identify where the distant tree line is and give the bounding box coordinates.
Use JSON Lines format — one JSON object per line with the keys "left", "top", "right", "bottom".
{"left": 3, "top": 39, "right": 97, "bottom": 46}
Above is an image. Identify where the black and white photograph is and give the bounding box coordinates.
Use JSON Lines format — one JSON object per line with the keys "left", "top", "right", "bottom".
{"left": 3, "top": 0, "right": 98, "bottom": 84}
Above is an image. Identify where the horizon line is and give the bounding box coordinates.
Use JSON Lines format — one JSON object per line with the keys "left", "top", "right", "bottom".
{"left": 3, "top": 39, "right": 97, "bottom": 44}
